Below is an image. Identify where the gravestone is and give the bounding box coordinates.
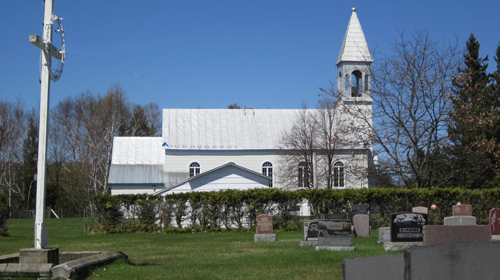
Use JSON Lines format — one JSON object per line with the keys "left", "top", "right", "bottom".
{"left": 489, "top": 208, "right": 500, "bottom": 237}
{"left": 452, "top": 204, "right": 472, "bottom": 216}
{"left": 317, "top": 213, "right": 349, "bottom": 220}
{"left": 423, "top": 225, "right": 490, "bottom": 246}
{"left": 443, "top": 216, "right": 476, "bottom": 226}
{"left": 353, "top": 214, "right": 370, "bottom": 237}
{"left": 351, "top": 204, "right": 369, "bottom": 215}
{"left": 390, "top": 213, "right": 428, "bottom": 242}
{"left": 317, "top": 220, "right": 352, "bottom": 246}
{"left": 412, "top": 206, "right": 428, "bottom": 214}
{"left": 378, "top": 227, "right": 390, "bottom": 243}
{"left": 303, "top": 220, "right": 319, "bottom": 241}
{"left": 254, "top": 214, "right": 276, "bottom": 242}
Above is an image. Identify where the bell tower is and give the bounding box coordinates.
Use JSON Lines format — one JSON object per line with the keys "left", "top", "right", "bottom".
{"left": 336, "top": 7, "right": 373, "bottom": 101}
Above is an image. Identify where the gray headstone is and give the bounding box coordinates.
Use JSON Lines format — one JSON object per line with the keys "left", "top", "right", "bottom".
{"left": 343, "top": 254, "right": 404, "bottom": 280}
{"left": 443, "top": 216, "right": 476, "bottom": 226}
{"left": 318, "top": 220, "right": 352, "bottom": 246}
{"left": 378, "top": 227, "right": 390, "bottom": 243}
{"left": 405, "top": 242, "right": 500, "bottom": 280}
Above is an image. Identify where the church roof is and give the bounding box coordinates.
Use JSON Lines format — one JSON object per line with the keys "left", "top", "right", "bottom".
{"left": 336, "top": 7, "right": 373, "bottom": 66}
{"left": 111, "top": 137, "right": 164, "bottom": 165}
{"left": 162, "top": 109, "right": 309, "bottom": 150}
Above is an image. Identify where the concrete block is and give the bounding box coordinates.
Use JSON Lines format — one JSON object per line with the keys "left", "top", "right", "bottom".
{"left": 423, "top": 225, "right": 491, "bottom": 246}
{"left": 315, "top": 246, "right": 355, "bottom": 251}
{"left": 384, "top": 242, "right": 423, "bottom": 252}
{"left": 343, "top": 254, "right": 404, "bottom": 280}
{"left": 16, "top": 263, "right": 30, "bottom": 277}
{"left": 404, "top": 241, "right": 500, "bottom": 280}
{"left": 444, "top": 216, "right": 476, "bottom": 226}
{"left": 51, "top": 251, "right": 127, "bottom": 279}
{"left": 5, "top": 263, "right": 18, "bottom": 277}
{"left": 39, "top": 263, "right": 53, "bottom": 277}
{"left": 492, "top": 235, "right": 500, "bottom": 241}
{"left": 0, "top": 263, "right": 7, "bottom": 277}
{"left": 378, "top": 227, "right": 390, "bottom": 243}
{"left": 318, "top": 236, "right": 352, "bottom": 246}
{"left": 254, "top": 234, "right": 276, "bottom": 242}
{"left": 19, "top": 248, "right": 59, "bottom": 265}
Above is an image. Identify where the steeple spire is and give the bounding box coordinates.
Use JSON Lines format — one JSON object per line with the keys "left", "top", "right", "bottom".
{"left": 336, "top": 7, "right": 373, "bottom": 66}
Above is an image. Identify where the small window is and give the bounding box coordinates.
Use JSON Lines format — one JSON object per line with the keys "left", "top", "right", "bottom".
{"left": 262, "top": 162, "right": 273, "bottom": 187}
{"left": 352, "top": 70, "right": 362, "bottom": 97}
{"left": 333, "top": 162, "right": 345, "bottom": 188}
{"left": 298, "top": 162, "right": 310, "bottom": 188}
{"left": 189, "top": 162, "right": 200, "bottom": 177}
{"left": 345, "top": 74, "right": 350, "bottom": 92}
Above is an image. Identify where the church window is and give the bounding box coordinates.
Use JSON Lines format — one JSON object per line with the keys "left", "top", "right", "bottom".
{"left": 298, "top": 162, "right": 310, "bottom": 188}
{"left": 189, "top": 162, "right": 201, "bottom": 177}
{"left": 262, "top": 162, "right": 273, "bottom": 187}
{"left": 333, "top": 161, "right": 345, "bottom": 188}
{"left": 352, "top": 70, "right": 362, "bottom": 97}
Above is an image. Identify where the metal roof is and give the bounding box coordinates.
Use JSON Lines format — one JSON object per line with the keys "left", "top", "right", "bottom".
{"left": 111, "top": 137, "right": 164, "bottom": 165}
{"left": 162, "top": 109, "right": 311, "bottom": 150}
{"left": 108, "top": 164, "right": 165, "bottom": 185}
{"left": 336, "top": 7, "right": 373, "bottom": 65}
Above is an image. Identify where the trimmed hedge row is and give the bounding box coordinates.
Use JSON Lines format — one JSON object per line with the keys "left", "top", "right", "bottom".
{"left": 87, "top": 188, "right": 500, "bottom": 233}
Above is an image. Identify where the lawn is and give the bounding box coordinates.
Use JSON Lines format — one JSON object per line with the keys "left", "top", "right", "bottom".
{"left": 0, "top": 218, "right": 398, "bottom": 279}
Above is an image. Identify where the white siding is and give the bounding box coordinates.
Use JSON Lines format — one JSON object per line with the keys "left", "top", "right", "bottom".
{"left": 111, "top": 185, "right": 159, "bottom": 195}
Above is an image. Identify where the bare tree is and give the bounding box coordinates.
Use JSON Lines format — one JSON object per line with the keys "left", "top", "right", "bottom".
{"left": 0, "top": 99, "right": 26, "bottom": 213}
{"left": 344, "top": 30, "right": 460, "bottom": 188}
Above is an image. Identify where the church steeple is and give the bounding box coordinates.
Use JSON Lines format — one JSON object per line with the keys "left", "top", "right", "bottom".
{"left": 337, "top": 7, "right": 372, "bottom": 99}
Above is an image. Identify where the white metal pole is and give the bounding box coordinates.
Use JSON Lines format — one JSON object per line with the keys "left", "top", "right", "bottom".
{"left": 34, "top": 0, "right": 54, "bottom": 249}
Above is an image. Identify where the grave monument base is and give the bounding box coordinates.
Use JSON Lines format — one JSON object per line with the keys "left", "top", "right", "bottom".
{"left": 443, "top": 216, "right": 476, "bottom": 225}
{"left": 383, "top": 242, "right": 423, "bottom": 252}
{"left": 492, "top": 235, "right": 500, "bottom": 241}
{"left": 19, "top": 248, "right": 59, "bottom": 265}
{"left": 299, "top": 241, "right": 317, "bottom": 247}
{"left": 254, "top": 234, "right": 276, "bottom": 242}
{"left": 315, "top": 246, "right": 355, "bottom": 251}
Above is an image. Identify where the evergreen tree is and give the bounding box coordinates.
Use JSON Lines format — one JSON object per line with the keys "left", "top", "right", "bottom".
{"left": 20, "top": 113, "right": 38, "bottom": 210}
{"left": 448, "top": 34, "right": 500, "bottom": 188}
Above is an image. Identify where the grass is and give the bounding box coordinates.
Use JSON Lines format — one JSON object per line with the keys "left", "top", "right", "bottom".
{"left": 0, "top": 218, "right": 399, "bottom": 279}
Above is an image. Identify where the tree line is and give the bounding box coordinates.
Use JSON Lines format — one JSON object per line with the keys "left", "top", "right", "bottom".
{"left": 0, "top": 84, "right": 161, "bottom": 217}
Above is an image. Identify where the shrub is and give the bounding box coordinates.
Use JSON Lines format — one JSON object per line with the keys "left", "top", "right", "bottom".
{"left": 0, "top": 193, "right": 9, "bottom": 236}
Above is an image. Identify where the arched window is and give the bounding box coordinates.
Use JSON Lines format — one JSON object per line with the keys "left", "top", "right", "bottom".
{"left": 352, "top": 70, "right": 362, "bottom": 97}
{"left": 189, "top": 162, "right": 200, "bottom": 177}
{"left": 298, "top": 162, "right": 310, "bottom": 188}
{"left": 262, "top": 162, "right": 273, "bottom": 187}
{"left": 333, "top": 162, "right": 344, "bottom": 188}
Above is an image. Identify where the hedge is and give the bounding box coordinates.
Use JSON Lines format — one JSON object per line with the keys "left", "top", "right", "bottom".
{"left": 87, "top": 188, "right": 500, "bottom": 233}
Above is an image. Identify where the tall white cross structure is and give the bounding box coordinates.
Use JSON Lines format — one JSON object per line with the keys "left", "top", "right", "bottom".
{"left": 29, "top": 0, "right": 66, "bottom": 249}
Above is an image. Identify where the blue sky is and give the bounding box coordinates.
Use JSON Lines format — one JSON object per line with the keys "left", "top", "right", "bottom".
{"left": 1, "top": 1, "right": 499, "bottom": 111}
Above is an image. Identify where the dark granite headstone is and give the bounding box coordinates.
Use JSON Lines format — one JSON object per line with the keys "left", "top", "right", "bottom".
{"left": 256, "top": 214, "right": 273, "bottom": 234}
{"left": 490, "top": 208, "right": 500, "bottom": 235}
{"left": 318, "top": 220, "right": 352, "bottom": 246}
{"left": 369, "top": 203, "right": 380, "bottom": 214}
{"left": 303, "top": 220, "right": 319, "bottom": 241}
{"left": 351, "top": 204, "right": 369, "bottom": 215}
{"left": 452, "top": 204, "right": 472, "bottom": 216}
{"left": 390, "top": 212, "right": 428, "bottom": 242}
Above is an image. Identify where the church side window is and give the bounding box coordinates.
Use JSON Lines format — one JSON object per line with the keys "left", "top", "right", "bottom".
{"left": 189, "top": 162, "right": 201, "bottom": 177}
{"left": 333, "top": 162, "right": 345, "bottom": 188}
{"left": 298, "top": 162, "right": 310, "bottom": 188}
{"left": 262, "top": 162, "right": 273, "bottom": 187}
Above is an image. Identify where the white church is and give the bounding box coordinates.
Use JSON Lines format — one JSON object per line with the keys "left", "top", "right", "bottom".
{"left": 109, "top": 8, "right": 376, "bottom": 196}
